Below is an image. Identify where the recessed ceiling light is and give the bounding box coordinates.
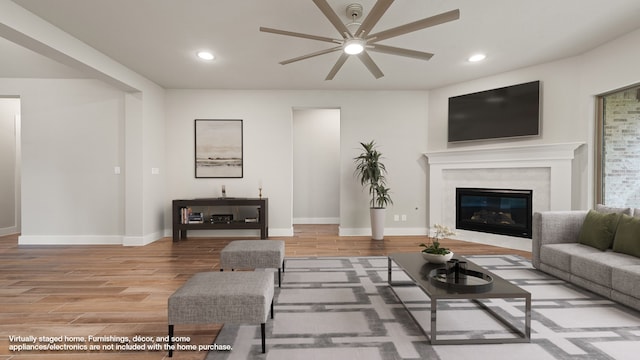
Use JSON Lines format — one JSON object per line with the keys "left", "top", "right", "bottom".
{"left": 197, "top": 51, "right": 215, "bottom": 61}
{"left": 468, "top": 53, "right": 486, "bottom": 62}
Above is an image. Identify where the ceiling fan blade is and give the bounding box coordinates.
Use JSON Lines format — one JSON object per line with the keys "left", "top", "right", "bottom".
{"left": 326, "top": 53, "right": 349, "bottom": 80}
{"left": 357, "top": 51, "right": 384, "bottom": 79}
{"left": 279, "top": 46, "right": 342, "bottom": 65}
{"left": 367, "top": 9, "right": 460, "bottom": 43}
{"left": 369, "top": 44, "right": 434, "bottom": 61}
{"left": 312, "top": 0, "right": 352, "bottom": 38}
{"left": 355, "top": 0, "right": 394, "bottom": 38}
{"left": 260, "top": 27, "right": 339, "bottom": 44}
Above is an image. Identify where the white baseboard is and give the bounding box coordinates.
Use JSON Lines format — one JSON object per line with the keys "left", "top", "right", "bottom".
{"left": 338, "top": 227, "right": 428, "bottom": 237}
{"left": 386, "top": 227, "right": 429, "bottom": 236}
{"left": 18, "top": 235, "right": 123, "bottom": 245}
{"left": 293, "top": 217, "right": 339, "bottom": 224}
{"left": 123, "top": 231, "right": 164, "bottom": 246}
{"left": 270, "top": 227, "right": 294, "bottom": 237}
{"left": 17, "top": 231, "right": 165, "bottom": 246}
{"left": 0, "top": 226, "right": 18, "bottom": 236}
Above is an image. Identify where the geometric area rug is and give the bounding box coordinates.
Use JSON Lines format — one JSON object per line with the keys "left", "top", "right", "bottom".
{"left": 207, "top": 255, "right": 640, "bottom": 360}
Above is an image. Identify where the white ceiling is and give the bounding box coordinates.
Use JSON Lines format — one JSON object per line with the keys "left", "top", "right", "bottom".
{"left": 5, "top": 0, "right": 640, "bottom": 90}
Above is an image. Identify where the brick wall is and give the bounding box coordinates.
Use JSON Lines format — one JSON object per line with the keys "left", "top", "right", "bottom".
{"left": 603, "top": 86, "right": 640, "bottom": 206}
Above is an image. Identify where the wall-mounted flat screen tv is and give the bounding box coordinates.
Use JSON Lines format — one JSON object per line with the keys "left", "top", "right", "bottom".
{"left": 448, "top": 80, "right": 541, "bottom": 142}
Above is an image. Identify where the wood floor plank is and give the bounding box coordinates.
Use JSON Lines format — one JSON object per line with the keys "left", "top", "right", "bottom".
{"left": 0, "top": 226, "right": 531, "bottom": 359}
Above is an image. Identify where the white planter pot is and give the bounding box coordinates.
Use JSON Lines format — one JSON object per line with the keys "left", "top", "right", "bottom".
{"left": 370, "top": 208, "right": 386, "bottom": 240}
{"left": 421, "top": 251, "right": 454, "bottom": 264}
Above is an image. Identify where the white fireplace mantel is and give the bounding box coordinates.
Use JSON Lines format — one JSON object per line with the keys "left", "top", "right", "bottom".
{"left": 424, "top": 142, "right": 584, "bottom": 248}
{"left": 425, "top": 142, "right": 584, "bottom": 166}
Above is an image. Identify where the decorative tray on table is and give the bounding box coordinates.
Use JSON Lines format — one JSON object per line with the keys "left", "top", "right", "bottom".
{"left": 427, "top": 268, "right": 494, "bottom": 293}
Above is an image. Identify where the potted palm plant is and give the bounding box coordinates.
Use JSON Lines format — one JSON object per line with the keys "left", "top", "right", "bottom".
{"left": 354, "top": 141, "right": 393, "bottom": 240}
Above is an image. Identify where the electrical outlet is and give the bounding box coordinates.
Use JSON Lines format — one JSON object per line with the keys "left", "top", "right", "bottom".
{"left": 393, "top": 214, "right": 400, "bottom": 221}
{"left": 401, "top": 214, "right": 407, "bottom": 221}
{"left": 114, "top": 166, "right": 121, "bottom": 175}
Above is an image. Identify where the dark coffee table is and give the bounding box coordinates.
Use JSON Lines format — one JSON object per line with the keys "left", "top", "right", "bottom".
{"left": 388, "top": 252, "right": 531, "bottom": 345}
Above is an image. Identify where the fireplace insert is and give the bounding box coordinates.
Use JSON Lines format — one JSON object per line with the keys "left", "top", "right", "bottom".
{"left": 456, "top": 188, "right": 533, "bottom": 238}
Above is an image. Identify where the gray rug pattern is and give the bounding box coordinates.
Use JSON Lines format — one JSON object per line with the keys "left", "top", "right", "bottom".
{"left": 207, "top": 255, "right": 640, "bottom": 360}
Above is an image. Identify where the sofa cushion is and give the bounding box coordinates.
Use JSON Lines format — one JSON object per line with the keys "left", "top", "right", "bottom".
{"left": 571, "top": 251, "right": 640, "bottom": 287}
{"left": 612, "top": 214, "right": 640, "bottom": 258}
{"left": 578, "top": 210, "right": 621, "bottom": 251}
{"left": 571, "top": 274, "right": 612, "bottom": 298}
{"left": 611, "top": 290, "right": 640, "bottom": 312}
{"left": 539, "top": 263, "right": 572, "bottom": 282}
{"left": 612, "top": 265, "right": 640, "bottom": 299}
{"left": 540, "top": 243, "right": 600, "bottom": 272}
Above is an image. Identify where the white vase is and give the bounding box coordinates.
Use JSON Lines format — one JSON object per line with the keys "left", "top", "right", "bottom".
{"left": 421, "top": 251, "right": 454, "bottom": 264}
{"left": 370, "top": 208, "right": 386, "bottom": 240}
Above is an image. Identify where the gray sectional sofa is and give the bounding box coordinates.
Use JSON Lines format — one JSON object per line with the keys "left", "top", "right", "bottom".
{"left": 532, "top": 206, "right": 640, "bottom": 311}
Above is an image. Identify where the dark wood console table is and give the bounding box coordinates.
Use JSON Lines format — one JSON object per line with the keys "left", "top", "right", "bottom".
{"left": 172, "top": 198, "right": 268, "bottom": 242}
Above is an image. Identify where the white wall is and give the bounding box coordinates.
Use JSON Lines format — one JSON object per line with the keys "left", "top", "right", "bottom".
{"left": 0, "top": 78, "right": 166, "bottom": 246}
{"left": 1, "top": 1, "right": 168, "bottom": 246}
{"left": 165, "top": 90, "right": 429, "bottom": 237}
{"left": 578, "top": 27, "right": 640, "bottom": 209}
{"left": 0, "top": 79, "right": 125, "bottom": 243}
{"left": 428, "top": 56, "right": 584, "bottom": 151}
{"left": 0, "top": 97, "right": 19, "bottom": 235}
{"left": 427, "top": 27, "right": 640, "bottom": 211}
{"left": 141, "top": 87, "right": 167, "bottom": 243}
{"left": 293, "top": 108, "right": 340, "bottom": 224}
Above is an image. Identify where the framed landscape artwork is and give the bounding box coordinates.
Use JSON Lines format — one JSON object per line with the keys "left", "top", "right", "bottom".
{"left": 194, "top": 119, "right": 243, "bottom": 178}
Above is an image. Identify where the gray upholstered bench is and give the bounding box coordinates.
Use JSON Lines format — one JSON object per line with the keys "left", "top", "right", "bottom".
{"left": 167, "top": 271, "right": 274, "bottom": 356}
{"left": 220, "top": 240, "right": 285, "bottom": 287}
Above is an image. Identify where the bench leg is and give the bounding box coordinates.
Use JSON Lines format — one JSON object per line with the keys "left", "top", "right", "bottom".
{"left": 168, "top": 324, "right": 174, "bottom": 357}
{"left": 261, "top": 323, "right": 266, "bottom": 353}
{"left": 271, "top": 300, "right": 274, "bottom": 319}
{"left": 278, "top": 259, "right": 285, "bottom": 287}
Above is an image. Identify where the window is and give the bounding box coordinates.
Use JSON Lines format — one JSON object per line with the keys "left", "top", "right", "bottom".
{"left": 596, "top": 85, "right": 640, "bottom": 206}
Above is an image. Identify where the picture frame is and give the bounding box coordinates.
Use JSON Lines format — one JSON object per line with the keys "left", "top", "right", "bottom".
{"left": 194, "top": 119, "right": 243, "bottom": 178}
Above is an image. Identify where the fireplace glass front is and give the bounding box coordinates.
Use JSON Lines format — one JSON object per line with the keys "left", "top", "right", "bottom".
{"left": 456, "top": 188, "right": 533, "bottom": 238}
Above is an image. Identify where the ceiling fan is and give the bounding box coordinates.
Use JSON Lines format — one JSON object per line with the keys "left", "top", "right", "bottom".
{"left": 259, "top": 0, "right": 460, "bottom": 80}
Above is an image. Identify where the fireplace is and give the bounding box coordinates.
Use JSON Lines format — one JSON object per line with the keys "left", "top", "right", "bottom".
{"left": 456, "top": 188, "right": 533, "bottom": 238}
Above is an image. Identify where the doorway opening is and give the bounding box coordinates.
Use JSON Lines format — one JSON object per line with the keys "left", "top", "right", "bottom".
{"left": 0, "top": 96, "right": 21, "bottom": 236}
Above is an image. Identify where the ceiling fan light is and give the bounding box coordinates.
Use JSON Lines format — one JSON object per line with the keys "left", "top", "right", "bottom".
{"left": 344, "top": 39, "right": 365, "bottom": 55}
{"left": 197, "top": 51, "right": 215, "bottom": 60}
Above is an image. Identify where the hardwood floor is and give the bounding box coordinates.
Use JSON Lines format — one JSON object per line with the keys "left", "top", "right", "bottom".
{"left": 0, "top": 226, "right": 530, "bottom": 359}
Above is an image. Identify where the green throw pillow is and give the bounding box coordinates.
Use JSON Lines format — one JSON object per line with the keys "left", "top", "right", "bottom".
{"left": 578, "top": 210, "right": 620, "bottom": 251}
{"left": 612, "top": 214, "right": 640, "bottom": 258}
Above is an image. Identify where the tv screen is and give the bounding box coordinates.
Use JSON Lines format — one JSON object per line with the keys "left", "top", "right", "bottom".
{"left": 447, "top": 80, "right": 541, "bottom": 142}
